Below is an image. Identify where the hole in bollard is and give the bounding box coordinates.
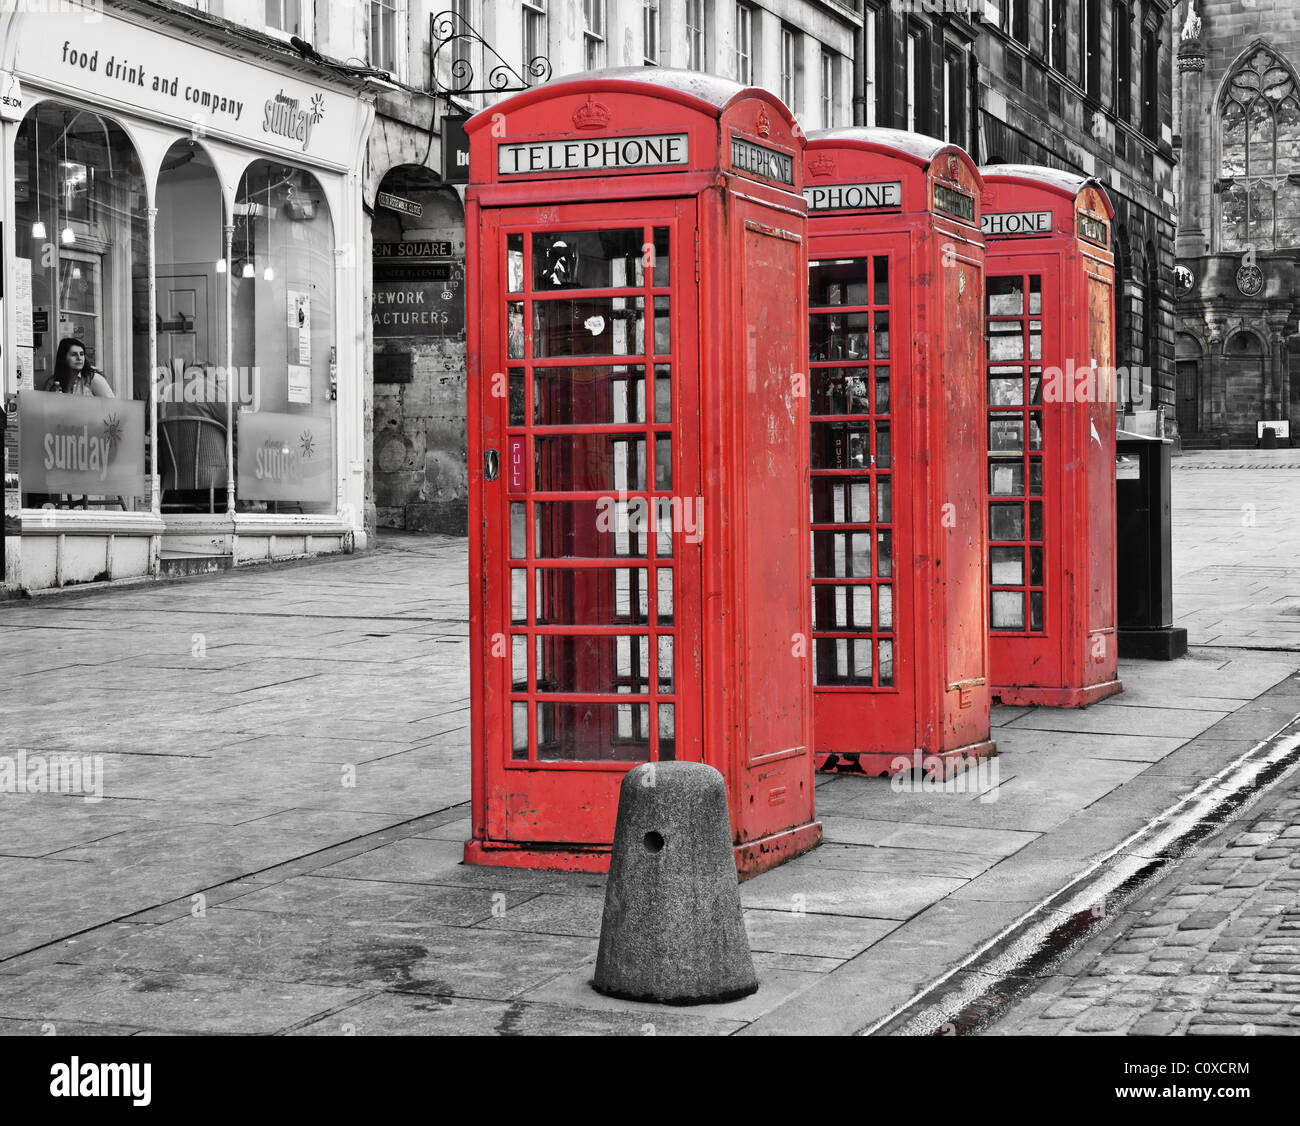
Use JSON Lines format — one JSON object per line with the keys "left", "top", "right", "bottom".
{"left": 643, "top": 831, "right": 665, "bottom": 853}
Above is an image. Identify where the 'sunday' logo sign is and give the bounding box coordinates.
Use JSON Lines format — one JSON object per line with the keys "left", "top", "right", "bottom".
{"left": 498, "top": 134, "right": 688, "bottom": 175}
{"left": 730, "top": 137, "right": 794, "bottom": 185}
{"left": 804, "top": 181, "right": 903, "bottom": 212}
{"left": 19, "top": 391, "right": 145, "bottom": 495}
{"left": 982, "top": 210, "right": 1053, "bottom": 237}
{"left": 235, "top": 410, "right": 333, "bottom": 504}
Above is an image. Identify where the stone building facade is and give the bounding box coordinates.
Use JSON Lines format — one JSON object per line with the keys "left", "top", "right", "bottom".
{"left": 1173, "top": 0, "right": 1300, "bottom": 447}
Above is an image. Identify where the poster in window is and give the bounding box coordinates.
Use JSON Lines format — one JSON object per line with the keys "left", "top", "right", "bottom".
{"left": 13, "top": 257, "right": 34, "bottom": 388}
{"left": 287, "top": 290, "right": 311, "bottom": 365}
{"left": 288, "top": 364, "right": 311, "bottom": 405}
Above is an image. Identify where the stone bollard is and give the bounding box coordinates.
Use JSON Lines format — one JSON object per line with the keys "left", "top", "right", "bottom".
{"left": 593, "top": 761, "right": 758, "bottom": 1005}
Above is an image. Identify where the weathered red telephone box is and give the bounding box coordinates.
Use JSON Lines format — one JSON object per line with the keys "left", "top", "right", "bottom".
{"left": 979, "top": 166, "right": 1122, "bottom": 706}
{"left": 803, "top": 129, "right": 993, "bottom": 777}
{"left": 464, "top": 69, "right": 820, "bottom": 876}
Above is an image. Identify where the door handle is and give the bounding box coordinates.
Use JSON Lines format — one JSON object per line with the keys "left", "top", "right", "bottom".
{"left": 484, "top": 449, "right": 499, "bottom": 482}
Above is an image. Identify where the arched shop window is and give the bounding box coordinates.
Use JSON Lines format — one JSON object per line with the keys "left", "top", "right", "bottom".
{"left": 14, "top": 102, "right": 148, "bottom": 511}
{"left": 1219, "top": 44, "right": 1300, "bottom": 251}
{"left": 155, "top": 139, "right": 228, "bottom": 513}
{"left": 231, "top": 160, "right": 336, "bottom": 516}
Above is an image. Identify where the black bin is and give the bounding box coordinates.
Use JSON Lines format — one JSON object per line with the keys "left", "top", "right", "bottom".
{"left": 1116, "top": 434, "right": 1188, "bottom": 660}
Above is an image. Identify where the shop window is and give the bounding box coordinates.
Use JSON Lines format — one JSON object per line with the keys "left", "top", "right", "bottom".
{"left": 231, "top": 161, "right": 336, "bottom": 516}
{"left": 14, "top": 103, "right": 148, "bottom": 512}
{"left": 1219, "top": 45, "right": 1300, "bottom": 250}
{"left": 156, "top": 140, "right": 229, "bottom": 513}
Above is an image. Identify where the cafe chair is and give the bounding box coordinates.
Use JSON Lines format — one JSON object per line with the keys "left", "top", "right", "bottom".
{"left": 160, "top": 416, "right": 228, "bottom": 514}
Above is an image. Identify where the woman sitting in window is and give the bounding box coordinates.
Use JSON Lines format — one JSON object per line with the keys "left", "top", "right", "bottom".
{"left": 44, "top": 337, "right": 114, "bottom": 398}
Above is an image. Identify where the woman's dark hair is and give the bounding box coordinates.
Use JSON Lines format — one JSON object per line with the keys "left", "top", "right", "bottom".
{"left": 50, "top": 337, "right": 91, "bottom": 393}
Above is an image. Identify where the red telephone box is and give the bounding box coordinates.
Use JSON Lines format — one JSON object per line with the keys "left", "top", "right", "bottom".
{"left": 979, "top": 166, "right": 1122, "bottom": 706}
{"left": 464, "top": 70, "right": 821, "bottom": 876}
{"left": 803, "top": 129, "right": 993, "bottom": 777}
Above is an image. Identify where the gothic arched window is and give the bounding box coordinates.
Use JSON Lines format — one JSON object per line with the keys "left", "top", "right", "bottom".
{"left": 1219, "top": 44, "right": 1300, "bottom": 251}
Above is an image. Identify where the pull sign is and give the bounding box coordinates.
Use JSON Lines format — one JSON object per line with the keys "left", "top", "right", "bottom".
{"left": 508, "top": 437, "right": 526, "bottom": 493}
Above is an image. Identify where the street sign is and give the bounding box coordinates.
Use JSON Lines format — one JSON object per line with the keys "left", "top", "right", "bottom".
{"left": 376, "top": 191, "right": 423, "bottom": 218}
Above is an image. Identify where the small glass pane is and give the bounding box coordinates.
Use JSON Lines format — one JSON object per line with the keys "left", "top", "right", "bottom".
{"left": 537, "top": 702, "right": 650, "bottom": 762}
{"left": 810, "top": 368, "right": 871, "bottom": 416}
{"left": 657, "top": 568, "right": 674, "bottom": 623}
{"left": 532, "top": 229, "right": 643, "bottom": 289}
{"left": 876, "top": 478, "right": 892, "bottom": 523}
{"left": 533, "top": 500, "right": 647, "bottom": 558}
{"left": 988, "top": 276, "right": 1023, "bottom": 316}
{"left": 991, "top": 590, "right": 1026, "bottom": 630}
{"left": 874, "top": 370, "right": 890, "bottom": 413}
{"left": 507, "top": 233, "right": 524, "bottom": 293}
{"left": 534, "top": 434, "right": 646, "bottom": 492}
{"left": 654, "top": 435, "right": 672, "bottom": 490}
{"left": 536, "top": 567, "right": 650, "bottom": 625}
{"left": 512, "top": 635, "right": 527, "bottom": 690}
{"left": 650, "top": 227, "right": 671, "bottom": 287}
{"left": 658, "top": 704, "right": 676, "bottom": 760}
{"left": 989, "top": 418, "right": 1024, "bottom": 454}
{"left": 875, "top": 423, "right": 891, "bottom": 469}
{"left": 878, "top": 640, "right": 894, "bottom": 686}
{"left": 811, "top": 532, "right": 872, "bottom": 578}
{"left": 1028, "top": 276, "right": 1042, "bottom": 315}
{"left": 510, "top": 502, "right": 526, "bottom": 559}
{"left": 508, "top": 302, "right": 525, "bottom": 358}
{"left": 873, "top": 311, "right": 890, "bottom": 359}
{"left": 989, "top": 461, "right": 1024, "bottom": 496}
{"left": 1029, "top": 415, "right": 1043, "bottom": 450}
{"left": 653, "top": 295, "right": 671, "bottom": 353}
{"left": 1029, "top": 501, "right": 1044, "bottom": 541}
{"left": 533, "top": 296, "right": 645, "bottom": 357}
{"left": 878, "top": 584, "right": 893, "bottom": 631}
{"left": 654, "top": 365, "right": 672, "bottom": 422}
{"left": 873, "top": 256, "right": 889, "bottom": 305}
{"left": 1029, "top": 458, "right": 1043, "bottom": 495}
{"left": 511, "top": 703, "right": 529, "bottom": 760}
{"left": 876, "top": 531, "right": 893, "bottom": 578}
{"left": 811, "top": 423, "right": 871, "bottom": 469}
{"left": 657, "top": 636, "right": 674, "bottom": 693}
{"left": 1030, "top": 545, "right": 1044, "bottom": 585}
{"left": 989, "top": 376, "right": 1023, "bottom": 406}
{"left": 987, "top": 321, "right": 1023, "bottom": 361}
{"left": 809, "top": 258, "right": 870, "bottom": 306}
{"left": 511, "top": 569, "right": 527, "bottom": 624}
{"left": 990, "top": 503, "right": 1025, "bottom": 541}
{"left": 990, "top": 545, "right": 1024, "bottom": 586}
{"left": 536, "top": 634, "right": 651, "bottom": 694}
{"left": 1030, "top": 590, "right": 1044, "bottom": 631}
{"left": 810, "top": 311, "right": 870, "bottom": 362}
{"left": 509, "top": 369, "right": 526, "bottom": 426}
{"left": 1029, "top": 321, "right": 1042, "bottom": 360}
{"left": 533, "top": 365, "right": 646, "bottom": 426}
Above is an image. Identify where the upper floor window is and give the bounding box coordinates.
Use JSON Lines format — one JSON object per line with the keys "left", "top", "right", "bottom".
{"left": 780, "top": 24, "right": 800, "bottom": 111}
{"left": 1011, "top": 0, "right": 1029, "bottom": 46}
{"left": 736, "top": 3, "right": 755, "bottom": 86}
{"left": 584, "top": 0, "right": 607, "bottom": 69}
{"left": 944, "top": 46, "right": 967, "bottom": 148}
{"left": 265, "top": 0, "right": 306, "bottom": 37}
{"left": 644, "top": 0, "right": 660, "bottom": 65}
{"left": 523, "top": 0, "right": 547, "bottom": 71}
{"left": 822, "top": 49, "right": 841, "bottom": 128}
{"left": 1113, "top": 3, "right": 1132, "bottom": 122}
{"left": 1048, "top": 0, "right": 1067, "bottom": 74}
{"left": 1081, "top": 0, "right": 1101, "bottom": 98}
{"left": 906, "top": 25, "right": 927, "bottom": 133}
{"left": 686, "top": 0, "right": 709, "bottom": 71}
{"left": 864, "top": 5, "right": 877, "bottom": 127}
{"left": 1141, "top": 20, "right": 1162, "bottom": 139}
{"left": 369, "top": 0, "right": 402, "bottom": 76}
{"left": 1219, "top": 45, "right": 1300, "bottom": 250}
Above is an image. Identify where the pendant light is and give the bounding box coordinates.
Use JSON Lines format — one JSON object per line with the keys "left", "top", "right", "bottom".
{"left": 59, "top": 114, "right": 74, "bottom": 246}
{"left": 262, "top": 175, "right": 274, "bottom": 281}
{"left": 31, "top": 113, "right": 46, "bottom": 240}
{"left": 240, "top": 192, "right": 255, "bottom": 278}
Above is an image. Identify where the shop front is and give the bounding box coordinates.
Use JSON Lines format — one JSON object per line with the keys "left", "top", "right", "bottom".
{"left": 1, "top": 2, "right": 373, "bottom": 592}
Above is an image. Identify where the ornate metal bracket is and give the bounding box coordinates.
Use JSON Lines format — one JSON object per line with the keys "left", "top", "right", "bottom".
{"left": 429, "top": 10, "right": 551, "bottom": 99}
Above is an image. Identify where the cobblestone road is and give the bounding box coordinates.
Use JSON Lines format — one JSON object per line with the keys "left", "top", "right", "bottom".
{"left": 982, "top": 762, "right": 1300, "bottom": 1036}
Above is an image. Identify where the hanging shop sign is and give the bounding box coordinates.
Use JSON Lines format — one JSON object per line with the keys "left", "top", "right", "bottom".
{"left": 372, "top": 243, "right": 464, "bottom": 338}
